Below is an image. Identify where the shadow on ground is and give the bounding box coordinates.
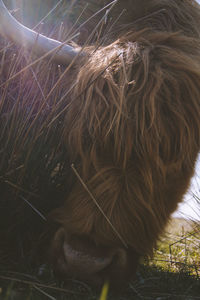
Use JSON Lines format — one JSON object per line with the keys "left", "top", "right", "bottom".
{"left": 0, "top": 264, "right": 200, "bottom": 300}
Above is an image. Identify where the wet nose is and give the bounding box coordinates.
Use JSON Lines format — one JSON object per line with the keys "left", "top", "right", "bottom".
{"left": 62, "top": 239, "right": 114, "bottom": 275}
{"left": 51, "top": 228, "right": 136, "bottom": 286}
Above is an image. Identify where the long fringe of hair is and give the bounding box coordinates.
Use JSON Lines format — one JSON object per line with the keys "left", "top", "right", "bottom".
{"left": 52, "top": 1, "right": 200, "bottom": 254}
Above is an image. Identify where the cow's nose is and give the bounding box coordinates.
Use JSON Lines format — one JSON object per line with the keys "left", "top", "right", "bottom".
{"left": 51, "top": 228, "right": 136, "bottom": 286}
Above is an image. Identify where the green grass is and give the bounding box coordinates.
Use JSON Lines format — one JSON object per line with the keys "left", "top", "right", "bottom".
{"left": 151, "top": 219, "right": 200, "bottom": 276}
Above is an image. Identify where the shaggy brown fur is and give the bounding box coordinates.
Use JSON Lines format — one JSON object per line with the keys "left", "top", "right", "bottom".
{"left": 51, "top": 0, "right": 200, "bottom": 285}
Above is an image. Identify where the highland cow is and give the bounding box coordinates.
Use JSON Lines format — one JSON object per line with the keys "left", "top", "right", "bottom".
{"left": 0, "top": 0, "right": 200, "bottom": 288}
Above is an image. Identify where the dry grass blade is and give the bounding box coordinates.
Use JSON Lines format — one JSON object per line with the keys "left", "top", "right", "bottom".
{"left": 0, "top": 275, "right": 83, "bottom": 295}
{"left": 21, "top": 196, "right": 47, "bottom": 221}
{"left": 71, "top": 164, "right": 128, "bottom": 248}
{"left": 33, "top": 285, "right": 56, "bottom": 300}
{"left": 33, "top": 0, "right": 63, "bottom": 31}
{"left": 4, "top": 180, "right": 40, "bottom": 198}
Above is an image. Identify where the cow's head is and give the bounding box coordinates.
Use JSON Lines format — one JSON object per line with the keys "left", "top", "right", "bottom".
{"left": 1, "top": 0, "right": 200, "bottom": 288}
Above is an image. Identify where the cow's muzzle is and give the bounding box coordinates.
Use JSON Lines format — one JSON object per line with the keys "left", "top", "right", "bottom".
{"left": 50, "top": 228, "right": 139, "bottom": 287}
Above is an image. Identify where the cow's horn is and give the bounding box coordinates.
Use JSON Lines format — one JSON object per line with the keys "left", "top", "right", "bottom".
{"left": 0, "top": 0, "right": 84, "bottom": 64}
